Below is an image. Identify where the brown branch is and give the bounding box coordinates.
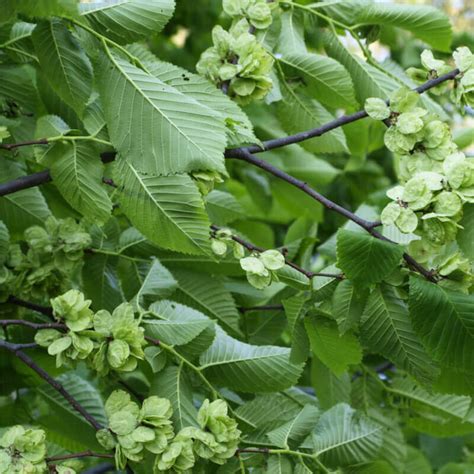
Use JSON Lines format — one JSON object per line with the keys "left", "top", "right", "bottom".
{"left": 0, "top": 319, "right": 65, "bottom": 330}
{"left": 225, "top": 68, "right": 460, "bottom": 156}
{"left": 46, "top": 451, "right": 113, "bottom": 463}
{"left": 211, "top": 224, "right": 343, "bottom": 280}
{"left": 6, "top": 295, "right": 54, "bottom": 317}
{"left": 237, "top": 448, "right": 270, "bottom": 454}
{"left": 227, "top": 150, "right": 437, "bottom": 282}
{"left": 0, "top": 69, "right": 459, "bottom": 198}
{"left": 0, "top": 339, "right": 102, "bottom": 431}
{"left": 0, "top": 138, "right": 49, "bottom": 150}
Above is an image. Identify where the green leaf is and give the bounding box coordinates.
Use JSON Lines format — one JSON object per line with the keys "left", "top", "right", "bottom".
{"left": 388, "top": 376, "right": 472, "bottom": 422}
{"left": 409, "top": 277, "right": 474, "bottom": 373}
{"left": 199, "top": 327, "right": 304, "bottom": 393}
{"left": 38, "top": 372, "right": 107, "bottom": 434}
{"left": 277, "top": 87, "right": 349, "bottom": 154}
{"left": 276, "top": 9, "right": 306, "bottom": 56}
{"left": 42, "top": 142, "right": 113, "bottom": 224}
{"left": 0, "top": 160, "right": 51, "bottom": 236}
{"left": 361, "top": 284, "right": 437, "bottom": 385}
{"left": 136, "top": 51, "right": 257, "bottom": 147}
{"left": 205, "top": 190, "right": 243, "bottom": 226}
{"left": 0, "top": 220, "right": 10, "bottom": 265}
{"left": 302, "top": 403, "right": 383, "bottom": 466}
{"left": 96, "top": 51, "right": 227, "bottom": 176}
{"left": 283, "top": 294, "right": 310, "bottom": 364}
{"left": 457, "top": 204, "right": 474, "bottom": 260}
{"left": 323, "top": 0, "right": 452, "bottom": 51}
{"left": 80, "top": 0, "right": 175, "bottom": 44}
{"left": 311, "top": 357, "right": 351, "bottom": 410}
{"left": 332, "top": 280, "right": 367, "bottom": 334}
{"left": 82, "top": 253, "right": 124, "bottom": 312}
{"left": 16, "top": 0, "right": 78, "bottom": 18}
{"left": 280, "top": 53, "right": 356, "bottom": 109}
{"left": 336, "top": 229, "right": 404, "bottom": 286}
{"left": 145, "top": 300, "right": 212, "bottom": 346}
{"left": 266, "top": 405, "right": 320, "bottom": 449}
{"left": 402, "top": 446, "right": 432, "bottom": 474}
{"left": 33, "top": 20, "right": 92, "bottom": 116}
{"left": 171, "top": 269, "right": 241, "bottom": 335}
{"left": 305, "top": 316, "right": 362, "bottom": 376}
{"left": 114, "top": 159, "right": 213, "bottom": 256}
{"left": 134, "top": 259, "right": 177, "bottom": 307}
{"left": 149, "top": 365, "right": 199, "bottom": 430}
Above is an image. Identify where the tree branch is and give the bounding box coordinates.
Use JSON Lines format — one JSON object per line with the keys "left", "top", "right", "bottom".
{"left": 227, "top": 150, "right": 437, "bottom": 282}
{"left": 211, "top": 224, "right": 343, "bottom": 280}
{"left": 0, "top": 319, "right": 64, "bottom": 330}
{"left": 0, "top": 70, "right": 459, "bottom": 197}
{"left": 6, "top": 295, "right": 54, "bottom": 317}
{"left": 225, "top": 68, "right": 460, "bottom": 156}
{"left": 46, "top": 451, "right": 113, "bottom": 463}
{"left": 0, "top": 339, "right": 103, "bottom": 431}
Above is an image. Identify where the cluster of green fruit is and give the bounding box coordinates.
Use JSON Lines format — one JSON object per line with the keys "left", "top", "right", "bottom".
{"left": 97, "top": 391, "right": 240, "bottom": 472}
{"left": 211, "top": 228, "right": 286, "bottom": 289}
{"left": 0, "top": 426, "right": 48, "bottom": 474}
{"left": 0, "top": 217, "right": 91, "bottom": 303}
{"left": 196, "top": 0, "right": 274, "bottom": 104}
{"left": 35, "top": 290, "right": 146, "bottom": 373}
{"left": 364, "top": 47, "right": 474, "bottom": 289}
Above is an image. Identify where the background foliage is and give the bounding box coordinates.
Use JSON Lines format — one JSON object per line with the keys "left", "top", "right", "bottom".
{"left": 0, "top": 0, "right": 474, "bottom": 473}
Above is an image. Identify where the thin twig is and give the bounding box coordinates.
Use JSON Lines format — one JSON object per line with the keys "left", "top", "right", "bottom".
{"left": 46, "top": 451, "right": 113, "bottom": 462}
{"left": 0, "top": 339, "right": 102, "bottom": 431}
{"left": 211, "top": 224, "right": 343, "bottom": 280}
{"left": 0, "top": 319, "right": 64, "bottom": 330}
{"left": 227, "top": 150, "right": 437, "bottom": 282}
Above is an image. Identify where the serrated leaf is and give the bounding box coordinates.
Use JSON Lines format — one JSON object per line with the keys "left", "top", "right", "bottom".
{"left": 16, "top": 0, "right": 78, "bottom": 18}
{"left": 283, "top": 294, "right": 310, "bottom": 364}
{"left": 277, "top": 87, "right": 348, "bottom": 154}
{"left": 96, "top": 51, "right": 227, "bottom": 176}
{"left": 205, "top": 190, "right": 243, "bottom": 225}
{"left": 457, "top": 204, "right": 474, "bottom": 260}
{"left": 409, "top": 277, "right": 474, "bottom": 373}
{"left": 0, "top": 160, "right": 51, "bottom": 236}
{"left": 114, "top": 159, "right": 213, "bottom": 256}
{"left": 135, "top": 51, "right": 257, "bottom": 147}
{"left": 199, "top": 327, "right": 304, "bottom": 393}
{"left": 38, "top": 372, "right": 107, "bottom": 426}
{"left": 280, "top": 53, "right": 356, "bottom": 109}
{"left": 82, "top": 253, "right": 124, "bottom": 312}
{"left": 0, "top": 220, "right": 10, "bottom": 265}
{"left": 149, "top": 364, "right": 199, "bottom": 430}
{"left": 332, "top": 280, "right": 367, "bottom": 334}
{"left": 33, "top": 19, "right": 92, "bottom": 116}
{"left": 361, "top": 284, "right": 437, "bottom": 385}
{"left": 42, "top": 141, "right": 113, "bottom": 224}
{"left": 305, "top": 317, "right": 362, "bottom": 376}
{"left": 302, "top": 403, "right": 383, "bottom": 466}
{"left": 134, "top": 259, "right": 177, "bottom": 307}
{"left": 171, "top": 269, "right": 241, "bottom": 335}
{"left": 388, "top": 376, "right": 472, "bottom": 422}
{"left": 266, "top": 405, "right": 320, "bottom": 449}
{"left": 276, "top": 9, "right": 306, "bottom": 56}
{"left": 323, "top": 0, "right": 452, "bottom": 51}
{"left": 145, "top": 300, "right": 212, "bottom": 346}
{"left": 336, "top": 229, "right": 404, "bottom": 286}
{"left": 312, "top": 357, "right": 352, "bottom": 411}
{"left": 80, "top": 0, "right": 175, "bottom": 44}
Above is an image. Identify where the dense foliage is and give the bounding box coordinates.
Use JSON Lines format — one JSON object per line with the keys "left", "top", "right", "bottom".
{"left": 0, "top": 0, "right": 473, "bottom": 473}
